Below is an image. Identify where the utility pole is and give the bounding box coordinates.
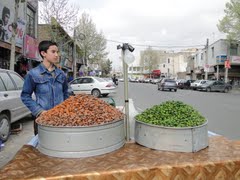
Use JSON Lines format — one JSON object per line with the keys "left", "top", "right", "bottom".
{"left": 204, "top": 38, "right": 209, "bottom": 80}
{"left": 73, "top": 28, "right": 77, "bottom": 79}
{"left": 10, "top": 0, "right": 23, "bottom": 70}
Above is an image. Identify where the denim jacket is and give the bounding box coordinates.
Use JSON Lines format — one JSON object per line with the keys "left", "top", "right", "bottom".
{"left": 21, "top": 63, "right": 69, "bottom": 117}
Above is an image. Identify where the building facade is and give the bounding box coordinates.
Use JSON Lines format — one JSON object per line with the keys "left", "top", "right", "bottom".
{"left": 0, "top": 0, "right": 38, "bottom": 75}
{"left": 191, "top": 39, "right": 240, "bottom": 86}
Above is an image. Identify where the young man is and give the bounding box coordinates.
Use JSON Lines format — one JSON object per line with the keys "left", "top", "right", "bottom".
{"left": 21, "top": 40, "right": 69, "bottom": 135}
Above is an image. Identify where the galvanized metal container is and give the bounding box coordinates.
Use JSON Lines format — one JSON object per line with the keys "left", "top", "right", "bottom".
{"left": 135, "top": 119, "right": 208, "bottom": 152}
{"left": 37, "top": 119, "right": 125, "bottom": 158}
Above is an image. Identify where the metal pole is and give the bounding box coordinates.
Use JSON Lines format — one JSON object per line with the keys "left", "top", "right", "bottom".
{"left": 205, "top": 39, "right": 209, "bottom": 80}
{"left": 216, "top": 65, "right": 219, "bottom": 80}
{"left": 225, "top": 67, "right": 228, "bottom": 83}
{"left": 73, "top": 28, "right": 77, "bottom": 79}
{"left": 122, "top": 49, "right": 130, "bottom": 141}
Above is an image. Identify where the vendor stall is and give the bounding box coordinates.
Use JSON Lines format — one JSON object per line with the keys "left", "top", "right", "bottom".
{"left": 0, "top": 136, "right": 240, "bottom": 179}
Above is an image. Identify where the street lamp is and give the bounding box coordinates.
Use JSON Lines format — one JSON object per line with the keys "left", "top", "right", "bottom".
{"left": 117, "top": 43, "right": 135, "bottom": 141}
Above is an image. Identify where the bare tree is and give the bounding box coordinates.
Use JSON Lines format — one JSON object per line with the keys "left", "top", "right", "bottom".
{"left": 140, "top": 47, "right": 159, "bottom": 75}
{"left": 75, "top": 12, "right": 108, "bottom": 65}
{"left": 39, "top": 0, "right": 79, "bottom": 35}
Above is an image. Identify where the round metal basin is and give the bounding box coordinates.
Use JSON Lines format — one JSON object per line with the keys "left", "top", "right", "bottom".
{"left": 135, "top": 119, "right": 208, "bottom": 152}
{"left": 37, "top": 119, "right": 125, "bottom": 158}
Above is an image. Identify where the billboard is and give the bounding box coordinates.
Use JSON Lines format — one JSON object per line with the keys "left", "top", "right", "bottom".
{"left": 24, "top": 35, "right": 39, "bottom": 60}
{"left": 0, "top": 2, "right": 26, "bottom": 47}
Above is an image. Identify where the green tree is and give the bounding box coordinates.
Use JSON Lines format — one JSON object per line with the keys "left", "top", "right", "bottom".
{"left": 217, "top": 0, "right": 240, "bottom": 40}
{"left": 75, "top": 12, "right": 108, "bottom": 66}
{"left": 100, "top": 59, "right": 112, "bottom": 77}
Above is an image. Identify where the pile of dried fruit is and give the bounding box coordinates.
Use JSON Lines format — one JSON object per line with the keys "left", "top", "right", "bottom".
{"left": 36, "top": 94, "right": 124, "bottom": 127}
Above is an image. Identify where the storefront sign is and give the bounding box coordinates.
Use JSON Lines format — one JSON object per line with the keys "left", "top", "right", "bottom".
{"left": 231, "top": 56, "right": 240, "bottom": 64}
{"left": 216, "top": 55, "right": 227, "bottom": 63}
{"left": 225, "top": 60, "right": 231, "bottom": 69}
{"left": 24, "top": 35, "right": 39, "bottom": 60}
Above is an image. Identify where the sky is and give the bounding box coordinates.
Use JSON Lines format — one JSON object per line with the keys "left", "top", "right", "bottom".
{"left": 69, "top": 0, "right": 230, "bottom": 71}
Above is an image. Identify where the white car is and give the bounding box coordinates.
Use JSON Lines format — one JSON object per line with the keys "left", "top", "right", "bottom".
{"left": 69, "top": 76, "right": 117, "bottom": 97}
{"left": 0, "top": 69, "right": 31, "bottom": 142}
{"left": 190, "top": 80, "right": 208, "bottom": 90}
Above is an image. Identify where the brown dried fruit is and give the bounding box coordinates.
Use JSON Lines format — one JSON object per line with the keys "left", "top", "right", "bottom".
{"left": 36, "top": 94, "right": 124, "bottom": 127}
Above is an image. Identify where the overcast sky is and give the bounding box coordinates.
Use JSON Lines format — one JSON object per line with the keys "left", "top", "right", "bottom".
{"left": 70, "top": 0, "right": 229, "bottom": 70}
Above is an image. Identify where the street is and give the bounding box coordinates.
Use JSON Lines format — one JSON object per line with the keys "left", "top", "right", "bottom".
{"left": 116, "top": 82, "right": 240, "bottom": 140}
{"left": 1, "top": 82, "right": 240, "bottom": 168}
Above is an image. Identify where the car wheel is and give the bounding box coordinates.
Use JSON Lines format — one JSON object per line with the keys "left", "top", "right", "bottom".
{"left": 92, "top": 89, "right": 101, "bottom": 97}
{"left": 206, "top": 87, "right": 211, "bottom": 92}
{"left": 224, "top": 88, "right": 229, "bottom": 93}
{"left": 174, "top": 89, "right": 177, "bottom": 92}
{"left": 0, "top": 114, "right": 10, "bottom": 142}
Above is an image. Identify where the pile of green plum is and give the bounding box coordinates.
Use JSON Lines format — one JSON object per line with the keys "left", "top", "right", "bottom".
{"left": 135, "top": 101, "right": 206, "bottom": 127}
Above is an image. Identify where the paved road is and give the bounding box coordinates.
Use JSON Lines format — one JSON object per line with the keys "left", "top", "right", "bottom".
{"left": 116, "top": 82, "right": 240, "bottom": 140}
{"left": 1, "top": 83, "right": 239, "bottom": 169}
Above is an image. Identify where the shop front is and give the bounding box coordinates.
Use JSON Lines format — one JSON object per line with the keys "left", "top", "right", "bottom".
{"left": 14, "top": 35, "right": 40, "bottom": 77}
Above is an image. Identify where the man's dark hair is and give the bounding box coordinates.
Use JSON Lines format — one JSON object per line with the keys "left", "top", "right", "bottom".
{"left": 38, "top": 40, "right": 58, "bottom": 58}
{"left": 2, "top": 7, "right": 10, "bottom": 22}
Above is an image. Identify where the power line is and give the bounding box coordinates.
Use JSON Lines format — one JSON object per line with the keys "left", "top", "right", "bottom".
{"left": 106, "top": 38, "right": 205, "bottom": 49}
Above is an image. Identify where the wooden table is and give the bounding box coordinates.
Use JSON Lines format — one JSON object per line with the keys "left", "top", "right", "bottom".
{"left": 0, "top": 136, "right": 240, "bottom": 180}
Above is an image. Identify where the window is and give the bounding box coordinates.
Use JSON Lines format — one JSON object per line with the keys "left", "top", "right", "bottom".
{"left": 82, "top": 78, "right": 93, "bottom": 83}
{"left": 0, "top": 77, "right": 6, "bottom": 91}
{"left": 211, "top": 47, "right": 214, "bottom": 58}
{"left": 0, "top": 72, "right": 15, "bottom": 91}
{"left": 230, "top": 43, "right": 238, "bottom": 56}
{"left": 168, "top": 58, "right": 170, "bottom": 63}
{"left": 27, "top": 6, "right": 35, "bottom": 37}
{"left": 9, "top": 72, "right": 24, "bottom": 90}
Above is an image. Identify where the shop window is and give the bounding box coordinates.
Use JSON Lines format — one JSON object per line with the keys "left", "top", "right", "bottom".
{"left": 27, "top": 6, "right": 35, "bottom": 37}
{"left": 230, "top": 43, "right": 238, "bottom": 56}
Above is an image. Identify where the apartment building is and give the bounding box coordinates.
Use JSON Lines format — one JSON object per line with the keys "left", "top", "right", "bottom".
{"left": 191, "top": 39, "right": 240, "bottom": 85}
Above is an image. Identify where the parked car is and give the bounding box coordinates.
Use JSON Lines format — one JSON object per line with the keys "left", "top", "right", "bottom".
{"left": 0, "top": 69, "right": 31, "bottom": 142}
{"left": 151, "top": 78, "right": 161, "bottom": 84}
{"left": 198, "top": 80, "right": 232, "bottom": 93}
{"left": 190, "top": 80, "right": 208, "bottom": 90}
{"left": 178, "top": 80, "right": 195, "bottom": 89}
{"left": 157, "top": 78, "right": 177, "bottom": 92}
{"left": 69, "top": 76, "right": 116, "bottom": 97}
{"left": 67, "top": 84, "right": 75, "bottom": 96}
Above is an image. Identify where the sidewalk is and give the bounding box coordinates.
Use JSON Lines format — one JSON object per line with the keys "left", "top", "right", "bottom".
{"left": 0, "top": 116, "right": 34, "bottom": 169}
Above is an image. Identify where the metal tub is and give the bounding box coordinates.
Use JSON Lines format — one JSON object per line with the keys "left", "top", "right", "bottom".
{"left": 135, "top": 119, "right": 208, "bottom": 152}
{"left": 37, "top": 119, "right": 125, "bottom": 158}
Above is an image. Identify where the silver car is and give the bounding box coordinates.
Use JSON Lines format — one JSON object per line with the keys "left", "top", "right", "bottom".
{"left": 0, "top": 69, "right": 31, "bottom": 142}
{"left": 157, "top": 78, "right": 177, "bottom": 92}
